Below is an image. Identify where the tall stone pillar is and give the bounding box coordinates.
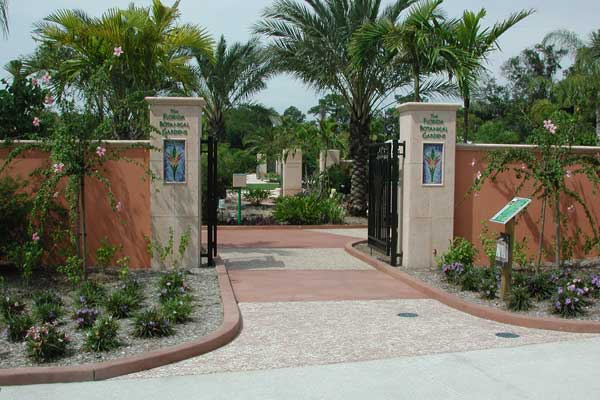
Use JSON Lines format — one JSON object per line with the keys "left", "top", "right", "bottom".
{"left": 146, "top": 97, "right": 205, "bottom": 269}
{"left": 319, "top": 149, "right": 341, "bottom": 173}
{"left": 282, "top": 149, "right": 302, "bottom": 196}
{"left": 256, "top": 153, "right": 267, "bottom": 179}
{"left": 397, "top": 103, "right": 460, "bottom": 268}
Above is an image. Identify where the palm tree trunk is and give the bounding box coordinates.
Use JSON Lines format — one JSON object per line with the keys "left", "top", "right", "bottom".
{"left": 554, "top": 192, "right": 561, "bottom": 267}
{"left": 349, "top": 114, "right": 371, "bottom": 216}
{"left": 413, "top": 65, "right": 421, "bottom": 102}
{"left": 463, "top": 97, "right": 470, "bottom": 143}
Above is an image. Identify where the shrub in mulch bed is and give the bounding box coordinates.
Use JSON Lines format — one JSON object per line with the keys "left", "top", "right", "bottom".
{"left": 132, "top": 308, "right": 174, "bottom": 338}
{"left": 73, "top": 307, "right": 100, "bottom": 329}
{"left": 158, "top": 271, "right": 190, "bottom": 303}
{"left": 118, "top": 277, "right": 144, "bottom": 303}
{"left": 105, "top": 289, "right": 140, "bottom": 319}
{"left": 1, "top": 294, "right": 26, "bottom": 319}
{"left": 161, "top": 295, "right": 193, "bottom": 324}
{"left": 75, "top": 281, "right": 106, "bottom": 308}
{"left": 25, "top": 323, "right": 70, "bottom": 362}
{"left": 525, "top": 272, "right": 554, "bottom": 301}
{"left": 441, "top": 262, "right": 465, "bottom": 285}
{"left": 507, "top": 286, "right": 533, "bottom": 311}
{"left": 552, "top": 279, "right": 592, "bottom": 317}
{"left": 84, "top": 316, "right": 120, "bottom": 352}
{"left": 32, "top": 290, "right": 63, "bottom": 307}
{"left": 33, "top": 301, "right": 63, "bottom": 324}
{"left": 5, "top": 313, "right": 35, "bottom": 342}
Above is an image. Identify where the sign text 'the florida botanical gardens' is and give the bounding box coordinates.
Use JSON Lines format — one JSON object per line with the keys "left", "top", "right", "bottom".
{"left": 420, "top": 113, "right": 448, "bottom": 140}
{"left": 160, "top": 109, "right": 190, "bottom": 136}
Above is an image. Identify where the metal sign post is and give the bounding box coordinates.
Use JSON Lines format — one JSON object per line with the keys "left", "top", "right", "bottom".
{"left": 232, "top": 174, "right": 247, "bottom": 226}
{"left": 490, "top": 197, "right": 531, "bottom": 300}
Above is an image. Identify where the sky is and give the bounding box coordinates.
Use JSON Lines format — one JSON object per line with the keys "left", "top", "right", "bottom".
{"left": 0, "top": 0, "right": 599, "bottom": 114}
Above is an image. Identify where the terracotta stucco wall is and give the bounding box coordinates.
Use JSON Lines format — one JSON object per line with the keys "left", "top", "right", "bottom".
{"left": 0, "top": 143, "right": 151, "bottom": 268}
{"left": 454, "top": 144, "right": 600, "bottom": 264}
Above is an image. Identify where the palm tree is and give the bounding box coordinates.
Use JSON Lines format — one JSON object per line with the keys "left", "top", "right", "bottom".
{"left": 544, "top": 29, "right": 600, "bottom": 142}
{"left": 350, "top": 0, "right": 459, "bottom": 103}
{"left": 255, "top": 0, "right": 415, "bottom": 215}
{"left": 450, "top": 8, "right": 532, "bottom": 142}
{"left": 33, "top": 0, "right": 213, "bottom": 139}
{"left": 0, "top": 0, "right": 8, "bottom": 37}
{"left": 194, "top": 36, "right": 272, "bottom": 140}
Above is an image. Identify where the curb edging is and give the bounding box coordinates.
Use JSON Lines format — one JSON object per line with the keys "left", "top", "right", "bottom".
{"left": 345, "top": 240, "right": 600, "bottom": 334}
{"left": 0, "top": 259, "right": 242, "bottom": 386}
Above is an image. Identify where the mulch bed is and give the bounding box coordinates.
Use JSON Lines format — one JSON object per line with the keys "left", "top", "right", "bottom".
{"left": 0, "top": 267, "right": 223, "bottom": 369}
{"left": 354, "top": 242, "right": 600, "bottom": 321}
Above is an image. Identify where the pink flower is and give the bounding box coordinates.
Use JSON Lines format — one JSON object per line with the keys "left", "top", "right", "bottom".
{"left": 32, "top": 232, "right": 40, "bottom": 242}
{"left": 543, "top": 119, "right": 557, "bottom": 134}
{"left": 31, "top": 78, "right": 39, "bottom": 87}
{"left": 476, "top": 171, "right": 482, "bottom": 180}
{"left": 32, "top": 117, "right": 41, "bottom": 127}
{"left": 96, "top": 146, "right": 107, "bottom": 157}
{"left": 470, "top": 158, "right": 476, "bottom": 167}
{"left": 44, "top": 95, "right": 54, "bottom": 105}
{"left": 113, "top": 46, "right": 124, "bottom": 57}
{"left": 568, "top": 204, "right": 575, "bottom": 213}
{"left": 53, "top": 162, "right": 65, "bottom": 174}
{"left": 521, "top": 163, "right": 526, "bottom": 170}
{"left": 565, "top": 170, "right": 573, "bottom": 178}
{"left": 42, "top": 73, "right": 51, "bottom": 84}
{"left": 53, "top": 191, "right": 59, "bottom": 198}
{"left": 116, "top": 201, "right": 123, "bottom": 212}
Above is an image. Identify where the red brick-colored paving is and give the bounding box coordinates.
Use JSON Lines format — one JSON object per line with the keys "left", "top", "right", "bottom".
{"left": 228, "top": 270, "right": 427, "bottom": 302}
{"left": 216, "top": 228, "right": 356, "bottom": 249}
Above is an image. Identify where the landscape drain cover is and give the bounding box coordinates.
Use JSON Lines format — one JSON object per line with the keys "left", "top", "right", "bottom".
{"left": 398, "top": 312, "right": 419, "bottom": 318}
{"left": 495, "top": 332, "right": 520, "bottom": 339}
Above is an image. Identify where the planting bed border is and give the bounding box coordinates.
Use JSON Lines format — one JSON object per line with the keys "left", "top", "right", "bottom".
{"left": 0, "top": 260, "right": 242, "bottom": 386}
{"left": 346, "top": 239, "right": 600, "bottom": 334}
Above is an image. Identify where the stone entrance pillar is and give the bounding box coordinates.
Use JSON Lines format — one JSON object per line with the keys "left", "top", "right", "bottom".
{"left": 397, "top": 103, "right": 460, "bottom": 268}
{"left": 282, "top": 149, "right": 302, "bottom": 196}
{"left": 146, "top": 97, "right": 206, "bottom": 269}
{"left": 319, "top": 149, "right": 341, "bottom": 173}
{"left": 256, "top": 153, "right": 267, "bottom": 179}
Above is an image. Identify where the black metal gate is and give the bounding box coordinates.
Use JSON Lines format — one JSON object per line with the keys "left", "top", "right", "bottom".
{"left": 368, "top": 140, "right": 405, "bottom": 266}
{"left": 202, "top": 135, "right": 218, "bottom": 267}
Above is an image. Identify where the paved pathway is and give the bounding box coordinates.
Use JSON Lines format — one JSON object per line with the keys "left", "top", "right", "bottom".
{"left": 119, "top": 227, "right": 595, "bottom": 381}
{"left": 9, "top": 337, "right": 600, "bottom": 400}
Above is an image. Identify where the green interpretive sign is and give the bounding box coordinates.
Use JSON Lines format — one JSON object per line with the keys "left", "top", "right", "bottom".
{"left": 490, "top": 197, "right": 532, "bottom": 225}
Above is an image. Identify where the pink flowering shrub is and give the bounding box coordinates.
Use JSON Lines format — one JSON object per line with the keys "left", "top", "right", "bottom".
{"left": 25, "top": 323, "right": 70, "bottom": 362}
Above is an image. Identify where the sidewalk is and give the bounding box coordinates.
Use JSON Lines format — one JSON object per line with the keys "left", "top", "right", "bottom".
{"left": 6, "top": 336, "right": 600, "bottom": 400}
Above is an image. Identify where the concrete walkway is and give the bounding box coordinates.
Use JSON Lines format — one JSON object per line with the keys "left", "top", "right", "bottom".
{"left": 8, "top": 336, "right": 600, "bottom": 400}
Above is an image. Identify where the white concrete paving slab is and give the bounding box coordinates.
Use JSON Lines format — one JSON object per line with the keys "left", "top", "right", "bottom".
{"left": 308, "top": 228, "right": 367, "bottom": 239}
{"left": 221, "top": 248, "right": 372, "bottom": 270}
{"left": 121, "top": 299, "right": 595, "bottom": 379}
{"left": 7, "top": 336, "right": 600, "bottom": 400}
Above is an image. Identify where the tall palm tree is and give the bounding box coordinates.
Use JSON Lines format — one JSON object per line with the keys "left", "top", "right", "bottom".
{"left": 33, "top": 0, "right": 213, "bottom": 139}
{"left": 0, "top": 0, "right": 8, "bottom": 37}
{"left": 195, "top": 36, "right": 272, "bottom": 140}
{"left": 450, "top": 8, "right": 532, "bottom": 142}
{"left": 255, "top": 0, "right": 415, "bottom": 215}
{"left": 544, "top": 29, "right": 600, "bottom": 142}
{"left": 350, "top": 0, "right": 459, "bottom": 103}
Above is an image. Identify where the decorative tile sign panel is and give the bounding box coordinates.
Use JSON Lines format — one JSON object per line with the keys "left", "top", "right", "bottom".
{"left": 422, "top": 142, "right": 444, "bottom": 185}
{"left": 164, "top": 139, "right": 186, "bottom": 183}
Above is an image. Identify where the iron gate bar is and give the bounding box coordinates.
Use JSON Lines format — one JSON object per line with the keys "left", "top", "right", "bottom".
{"left": 367, "top": 139, "right": 404, "bottom": 267}
{"left": 201, "top": 135, "right": 218, "bottom": 267}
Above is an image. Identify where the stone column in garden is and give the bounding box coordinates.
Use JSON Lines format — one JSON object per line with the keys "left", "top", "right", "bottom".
{"left": 282, "top": 149, "right": 303, "bottom": 196}
{"left": 146, "top": 97, "right": 206, "bottom": 269}
{"left": 397, "top": 103, "right": 460, "bottom": 268}
{"left": 319, "top": 149, "right": 341, "bottom": 173}
{"left": 256, "top": 153, "right": 267, "bottom": 179}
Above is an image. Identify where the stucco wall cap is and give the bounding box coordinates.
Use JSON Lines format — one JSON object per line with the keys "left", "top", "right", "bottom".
{"left": 397, "top": 102, "right": 461, "bottom": 114}
{"left": 145, "top": 97, "right": 206, "bottom": 108}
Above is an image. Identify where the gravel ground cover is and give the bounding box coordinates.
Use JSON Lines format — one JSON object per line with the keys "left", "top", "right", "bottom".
{"left": 0, "top": 268, "right": 223, "bottom": 369}
{"left": 355, "top": 243, "right": 600, "bottom": 321}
